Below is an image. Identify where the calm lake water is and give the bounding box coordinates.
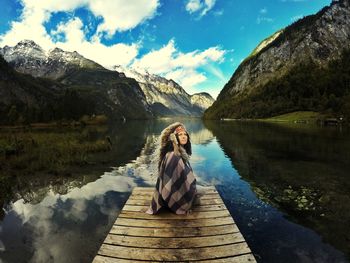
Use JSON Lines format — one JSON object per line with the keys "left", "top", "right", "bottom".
{"left": 0, "top": 119, "right": 349, "bottom": 263}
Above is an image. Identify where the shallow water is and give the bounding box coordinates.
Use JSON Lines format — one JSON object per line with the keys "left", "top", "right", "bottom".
{"left": 0, "top": 119, "right": 349, "bottom": 262}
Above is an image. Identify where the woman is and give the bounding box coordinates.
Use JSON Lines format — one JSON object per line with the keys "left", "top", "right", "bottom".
{"left": 145, "top": 122, "right": 197, "bottom": 215}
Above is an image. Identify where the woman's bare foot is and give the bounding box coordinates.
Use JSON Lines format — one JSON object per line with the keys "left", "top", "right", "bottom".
{"left": 175, "top": 209, "right": 187, "bottom": 215}
{"left": 143, "top": 208, "right": 154, "bottom": 214}
{"left": 176, "top": 209, "right": 192, "bottom": 215}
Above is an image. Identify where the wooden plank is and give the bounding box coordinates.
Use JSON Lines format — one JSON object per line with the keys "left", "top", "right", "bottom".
{"left": 200, "top": 254, "right": 258, "bottom": 262}
{"left": 130, "top": 193, "right": 221, "bottom": 200}
{"left": 109, "top": 224, "right": 240, "bottom": 237}
{"left": 119, "top": 210, "right": 230, "bottom": 219}
{"left": 94, "top": 253, "right": 257, "bottom": 263}
{"left": 115, "top": 216, "right": 234, "bottom": 228}
{"left": 97, "top": 243, "right": 251, "bottom": 261}
{"left": 93, "top": 255, "right": 147, "bottom": 263}
{"left": 129, "top": 194, "right": 221, "bottom": 200}
{"left": 103, "top": 232, "right": 245, "bottom": 248}
{"left": 122, "top": 204, "right": 227, "bottom": 212}
{"left": 93, "top": 186, "right": 256, "bottom": 262}
{"left": 133, "top": 186, "right": 218, "bottom": 194}
{"left": 125, "top": 198, "right": 224, "bottom": 206}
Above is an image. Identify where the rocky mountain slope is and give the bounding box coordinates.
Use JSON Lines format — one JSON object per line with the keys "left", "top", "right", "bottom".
{"left": 205, "top": 0, "right": 350, "bottom": 119}
{"left": 0, "top": 55, "right": 71, "bottom": 124}
{"left": 114, "top": 65, "right": 214, "bottom": 116}
{"left": 1, "top": 40, "right": 213, "bottom": 119}
{"left": 0, "top": 41, "right": 153, "bottom": 122}
{"left": 190, "top": 92, "right": 215, "bottom": 111}
{"left": 0, "top": 40, "right": 103, "bottom": 79}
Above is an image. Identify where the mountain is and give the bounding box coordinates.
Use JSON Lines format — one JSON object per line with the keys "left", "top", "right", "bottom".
{"left": 0, "top": 55, "right": 73, "bottom": 124}
{"left": 114, "top": 65, "right": 214, "bottom": 116}
{"left": 0, "top": 40, "right": 153, "bottom": 122}
{"left": 0, "top": 40, "right": 103, "bottom": 79}
{"left": 204, "top": 0, "right": 350, "bottom": 120}
{"left": 1, "top": 40, "right": 213, "bottom": 120}
{"left": 190, "top": 92, "right": 215, "bottom": 111}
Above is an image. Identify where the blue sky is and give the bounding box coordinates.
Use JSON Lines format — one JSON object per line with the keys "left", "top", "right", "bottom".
{"left": 0, "top": 0, "right": 331, "bottom": 98}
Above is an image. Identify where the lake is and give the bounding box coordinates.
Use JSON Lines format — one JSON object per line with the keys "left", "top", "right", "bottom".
{"left": 0, "top": 119, "right": 349, "bottom": 263}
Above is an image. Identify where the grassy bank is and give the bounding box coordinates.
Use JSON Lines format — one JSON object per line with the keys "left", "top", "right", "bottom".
{"left": 0, "top": 127, "right": 111, "bottom": 177}
{"left": 0, "top": 114, "right": 108, "bottom": 129}
{"left": 258, "top": 111, "right": 326, "bottom": 123}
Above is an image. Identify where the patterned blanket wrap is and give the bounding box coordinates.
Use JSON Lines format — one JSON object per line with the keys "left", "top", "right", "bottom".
{"left": 147, "top": 151, "right": 197, "bottom": 214}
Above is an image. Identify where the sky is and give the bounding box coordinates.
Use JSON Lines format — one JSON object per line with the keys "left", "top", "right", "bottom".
{"left": 0, "top": 0, "right": 331, "bottom": 98}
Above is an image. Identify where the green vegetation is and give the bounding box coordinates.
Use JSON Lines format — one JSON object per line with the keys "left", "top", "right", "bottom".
{"left": 57, "top": 68, "right": 152, "bottom": 120}
{"left": 0, "top": 55, "right": 152, "bottom": 125}
{"left": 204, "top": 49, "right": 350, "bottom": 120}
{"left": 259, "top": 111, "right": 325, "bottom": 123}
{"left": 0, "top": 129, "right": 111, "bottom": 176}
{"left": 247, "top": 30, "right": 283, "bottom": 60}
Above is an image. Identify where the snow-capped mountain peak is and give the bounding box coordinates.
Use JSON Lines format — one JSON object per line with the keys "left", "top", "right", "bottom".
{"left": 0, "top": 40, "right": 103, "bottom": 79}
{"left": 113, "top": 65, "right": 214, "bottom": 116}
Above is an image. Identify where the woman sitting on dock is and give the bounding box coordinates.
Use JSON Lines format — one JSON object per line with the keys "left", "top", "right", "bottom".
{"left": 145, "top": 122, "right": 197, "bottom": 215}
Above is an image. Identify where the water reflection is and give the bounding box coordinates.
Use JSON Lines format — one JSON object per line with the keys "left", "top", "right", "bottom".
{"left": 204, "top": 120, "right": 350, "bottom": 262}
{"left": 0, "top": 121, "right": 150, "bottom": 263}
{"left": 0, "top": 119, "right": 349, "bottom": 263}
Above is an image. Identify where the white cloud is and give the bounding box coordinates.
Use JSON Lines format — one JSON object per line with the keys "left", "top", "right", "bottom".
{"left": 0, "top": 0, "right": 159, "bottom": 67}
{"left": 0, "top": 0, "right": 225, "bottom": 96}
{"left": 19, "top": 0, "right": 159, "bottom": 36}
{"left": 88, "top": 0, "right": 160, "bottom": 37}
{"left": 0, "top": 6, "right": 54, "bottom": 48}
{"left": 50, "top": 17, "right": 139, "bottom": 68}
{"left": 131, "top": 39, "right": 225, "bottom": 93}
{"left": 51, "top": 18, "right": 85, "bottom": 45}
{"left": 185, "top": 0, "right": 216, "bottom": 17}
{"left": 186, "top": 0, "right": 202, "bottom": 13}
{"left": 132, "top": 39, "right": 176, "bottom": 74}
{"left": 165, "top": 68, "right": 206, "bottom": 93}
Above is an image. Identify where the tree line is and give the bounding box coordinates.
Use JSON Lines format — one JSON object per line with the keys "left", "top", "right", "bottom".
{"left": 204, "top": 48, "right": 350, "bottom": 120}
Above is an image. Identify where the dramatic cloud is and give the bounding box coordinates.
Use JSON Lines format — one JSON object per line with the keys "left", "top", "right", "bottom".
{"left": 51, "top": 17, "right": 139, "bottom": 68}
{"left": 0, "top": 0, "right": 226, "bottom": 96}
{"left": 19, "top": 0, "right": 159, "bottom": 36}
{"left": 131, "top": 39, "right": 225, "bottom": 91}
{"left": 165, "top": 68, "right": 206, "bottom": 93}
{"left": 0, "top": 0, "right": 160, "bottom": 66}
{"left": 87, "top": 0, "right": 160, "bottom": 37}
{"left": 185, "top": 0, "right": 216, "bottom": 17}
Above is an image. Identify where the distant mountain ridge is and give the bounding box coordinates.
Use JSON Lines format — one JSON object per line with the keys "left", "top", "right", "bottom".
{"left": 205, "top": 0, "right": 350, "bottom": 119}
{"left": 0, "top": 40, "right": 103, "bottom": 79}
{"left": 0, "top": 40, "right": 214, "bottom": 124}
{"left": 114, "top": 65, "right": 214, "bottom": 116}
{"left": 0, "top": 55, "right": 85, "bottom": 124}
{"left": 0, "top": 41, "right": 153, "bottom": 123}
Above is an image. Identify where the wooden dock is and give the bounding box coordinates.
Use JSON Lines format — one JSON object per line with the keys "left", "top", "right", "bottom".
{"left": 93, "top": 186, "right": 257, "bottom": 262}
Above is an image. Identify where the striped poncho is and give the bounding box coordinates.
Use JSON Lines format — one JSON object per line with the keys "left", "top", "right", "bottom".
{"left": 146, "top": 151, "right": 197, "bottom": 215}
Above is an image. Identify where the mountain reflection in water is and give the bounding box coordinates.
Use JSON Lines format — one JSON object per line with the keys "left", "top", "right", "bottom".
{"left": 0, "top": 119, "right": 349, "bottom": 263}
